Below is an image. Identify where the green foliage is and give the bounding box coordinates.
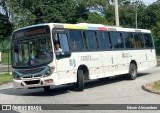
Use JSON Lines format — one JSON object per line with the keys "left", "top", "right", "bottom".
{"left": 119, "top": 6, "right": 135, "bottom": 27}
{"left": 152, "top": 22, "right": 160, "bottom": 55}
{"left": 104, "top": 0, "right": 146, "bottom": 28}
{"left": 0, "top": 52, "right": 11, "bottom": 65}
{"left": 139, "top": 2, "right": 160, "bottom": 29}
{"left": 148, "top": 2, "right": 160, "bottom": 55}
{"left": 9, "top": 0, "right": 88, "bottom": 28}
{"left": 0, "top": 38, "right": 11, "bottom": 52}
{"left": 0, "top": 19, "right": 13, "bottom": 38}
{"left": 0, "top": 2, "right": 13, "bottom": 53}
{"left": 153, "top": 81, "right": 160, "bottom": 90}
{"left": 0, "top": 0, "right": 13, "bottom": 40}
{"left": 0, "top": 73, "right": 12, "bottom": 85}
{"left": 104, "top": 5, "right": 115, "bottom": 25}
{"left": 78, "top": 12, "right": 109, "bottom": 25}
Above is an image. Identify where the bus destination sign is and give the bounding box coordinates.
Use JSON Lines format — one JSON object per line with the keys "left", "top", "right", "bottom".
{"left": 13, "top": 25, "right": 50, "bottom": 40}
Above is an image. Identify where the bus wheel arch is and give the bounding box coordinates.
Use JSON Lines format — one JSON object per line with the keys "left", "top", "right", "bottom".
{"left": 77, "top": 65, "right": 89, "bottom": 80}
{"left": 128, "top": 60, "right": 138, "bottom": 80}
{"left": 75, "top": 65, "right": 89, "bottom": 91}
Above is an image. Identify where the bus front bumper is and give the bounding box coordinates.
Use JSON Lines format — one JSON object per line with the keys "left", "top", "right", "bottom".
{"left": 13, "top": 74, "right": 58, "bottom": 89}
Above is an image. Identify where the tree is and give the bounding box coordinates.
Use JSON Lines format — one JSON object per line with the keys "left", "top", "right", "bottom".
{"left": 139, "top": 2, "right": 160, "bottom": 29}
{"left": 0, "top": 16, "right": 13, "bottom": 38}
{"left": 9, "top": 0, "right": 89, "bottom": 28}
{"left": 104, "top": 5, "right": 115, "bottom": 25}
{"left": 0, "top": 0, "right": 13, "bottom": 39}
{"left": 78, "top": 12, "right": 109, "bottom": 25}
{"left": 104, "top": 0, "right": 147, "bottom": 28}
{"left": 0, "top": 0, "right": 13, "bottom": 52}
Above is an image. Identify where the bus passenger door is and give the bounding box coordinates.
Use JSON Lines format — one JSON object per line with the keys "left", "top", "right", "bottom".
{"left": 53, "top": 29, "right": 76, "bottom": 85}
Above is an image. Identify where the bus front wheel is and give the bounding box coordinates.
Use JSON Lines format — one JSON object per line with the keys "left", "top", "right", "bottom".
{"left": 76, "top": 70, "right": 84, "bottom": 91}
{"left": 128, "top": 63, "right": 137, "bottom": 80}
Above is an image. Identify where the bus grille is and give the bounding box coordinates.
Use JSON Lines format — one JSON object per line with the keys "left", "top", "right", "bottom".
{"left": 24, "top": 80, "right": 40, "bottom": 85}
{"left": 22, "top": 75, "right": 42, "bottom": 78}
{"left": 18, "top": 67, "right": 44, "bottom": 74}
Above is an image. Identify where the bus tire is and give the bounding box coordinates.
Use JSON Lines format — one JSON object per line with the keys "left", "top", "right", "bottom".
{"left": 76, "top": 70, "right": 84, "bottom": 91}
{"left": 44, "top": 86, "right": 51, "bottom": 92}
{"left": 128, "top": 63, "right": 137, "bottom": 80}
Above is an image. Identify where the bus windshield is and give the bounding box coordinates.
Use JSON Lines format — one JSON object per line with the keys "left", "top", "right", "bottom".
{"left": 12, "top": 26, "right": 53, "bottom": 68}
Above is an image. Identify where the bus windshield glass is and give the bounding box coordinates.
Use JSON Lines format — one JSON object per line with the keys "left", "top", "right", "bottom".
{"left": 12, "top": 25, "right": 53, "bottom": 68}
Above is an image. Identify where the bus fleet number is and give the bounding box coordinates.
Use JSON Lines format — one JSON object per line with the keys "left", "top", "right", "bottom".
{"left": 81, "top": 55, "right": 91, "bottom": 61}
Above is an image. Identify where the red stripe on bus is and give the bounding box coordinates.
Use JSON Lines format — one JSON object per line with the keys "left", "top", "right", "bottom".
{"left": 98, "top": 27, "right": 108, "bottom": 31}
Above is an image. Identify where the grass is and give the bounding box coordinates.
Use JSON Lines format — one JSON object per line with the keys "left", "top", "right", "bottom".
{"left": 153, "top": 81, "right": 160, "bottom": 90}
{"left": 0, "top": 52, "right": 11, "bottom": 65}
{"left": 0, "top": 73, "right": 12, "bottom": 85}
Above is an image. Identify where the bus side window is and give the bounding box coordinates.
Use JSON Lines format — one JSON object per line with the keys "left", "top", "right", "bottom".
{"left": 123, "top": 32, "right": 134, "bottom": 48}
{"left": 138, "top": 33, "right": 145, "bottom": 48}
{"left": 110, "top": 31, "right": 124, "bottom": 49}
{"left": 82, "top": 31, "right": 88, "bottom": 50}
{"left": 132, "top": 33, "right": 138, "bottom": 48}
{"left": 98, "top": 31, "right": 111, "bottom": 49}
{"left": 119, "top": 33, "right": 124, "bottom": 48}
{"left": 69, "top": 30, "right": 84, "bottom": 51}
{"left": 84, "top": 31, "right": 98, "bottom": 50}
{"left": 132, "top": 33, "right": 144, "bottom": 48}
{"left": 143, "top": 33, "right": 153, "bottom": 48}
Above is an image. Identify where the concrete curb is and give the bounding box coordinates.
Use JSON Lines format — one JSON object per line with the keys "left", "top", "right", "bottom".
{"left": 142, "top": 81, "right": 160, "bottom": 95}
{"left": 142, "top": 59, "right": 160, "bottom": 95}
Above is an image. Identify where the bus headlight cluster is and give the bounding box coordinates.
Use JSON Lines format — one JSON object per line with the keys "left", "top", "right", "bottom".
{"left": 44, "top": 66, "right": 55, "bottom": 77}
{"left": 12, "top": 71, "right": 21, "bottom": 80}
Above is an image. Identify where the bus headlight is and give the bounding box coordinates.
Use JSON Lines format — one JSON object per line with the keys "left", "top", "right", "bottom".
{"left": 12, "top": 71, "right": 21, "bottom": 80}
{"left": 44, "top": 66, "right": 55, "bottom": 77}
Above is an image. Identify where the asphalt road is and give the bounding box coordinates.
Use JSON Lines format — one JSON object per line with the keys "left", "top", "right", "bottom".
{"left": 0, "top": 67, "right": 160, "bottom": 113}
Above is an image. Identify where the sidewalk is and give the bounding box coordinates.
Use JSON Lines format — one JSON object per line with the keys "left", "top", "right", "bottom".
{"left": 0, "top": 64, "right": 12, "bottom": 73}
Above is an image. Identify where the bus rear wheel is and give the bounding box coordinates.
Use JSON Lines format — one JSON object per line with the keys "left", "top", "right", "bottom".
{"left": 128, "top": 63, "right": 137, "bottom": 80}
{"left": 76, "top": 70, "right": 84, "bottom": 91}
{"left": 44, "top": 86, "right": 51, "bottom": 92}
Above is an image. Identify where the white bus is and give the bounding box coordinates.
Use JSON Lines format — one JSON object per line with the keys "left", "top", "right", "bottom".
{"left": 11, "top": 23, "right": 157, "bottom": 91}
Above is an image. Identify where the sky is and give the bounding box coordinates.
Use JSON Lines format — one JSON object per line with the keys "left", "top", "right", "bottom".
{"left": 142, "top": 0, "right": 157, "bottom": 4}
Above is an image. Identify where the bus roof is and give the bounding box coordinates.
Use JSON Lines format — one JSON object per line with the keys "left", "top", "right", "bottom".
{"left": 13, "top": 23, "right": 50, "bottom": 32}
{"left": 14, "top": 23, "right": 151, "bottom": 33}
{"left": 52, "top": 23, "right": 151, "bottom": 33}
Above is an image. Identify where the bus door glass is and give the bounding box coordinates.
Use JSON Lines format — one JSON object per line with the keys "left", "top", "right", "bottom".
{"left": 53, "top": 30, "right": 71, "bottom": 58}
{"left": 58, "top": 34, "right": 70, "bottom": 52}
{"left": 53, "top": 29, "right": 74, "bottom": 84}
